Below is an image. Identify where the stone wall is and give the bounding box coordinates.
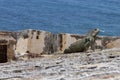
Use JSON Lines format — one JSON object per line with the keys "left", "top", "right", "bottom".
{"left": 0, "top": 29, "right": 120, "bottom": 61}
{"left": 15, "top": 30, "right": 85, "bottom": 55}
{"left": 14, "top": 29, "right": 120, "bottom": 55}
{"left": 0, "top": 32, "right": 16, "bottom": 62}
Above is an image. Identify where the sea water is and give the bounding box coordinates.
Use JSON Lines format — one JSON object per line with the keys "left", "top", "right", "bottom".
{"left": 0, "top": 0, "right": 120, "bottom": 36}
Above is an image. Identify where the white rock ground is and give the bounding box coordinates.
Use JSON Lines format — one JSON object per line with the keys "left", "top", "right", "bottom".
{"left": 1, "top": 48, "right": 120, "bottom": 80}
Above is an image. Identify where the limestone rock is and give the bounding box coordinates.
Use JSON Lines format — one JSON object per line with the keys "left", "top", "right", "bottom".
{"left": 106, "top": 39, "right": 120, "bottom": 48}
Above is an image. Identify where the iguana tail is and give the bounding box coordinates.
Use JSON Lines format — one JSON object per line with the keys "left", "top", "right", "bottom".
{"left": 64, "top": 49, "right": 72, "bottom": 53}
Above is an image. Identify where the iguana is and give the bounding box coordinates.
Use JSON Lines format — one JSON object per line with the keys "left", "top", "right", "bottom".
{"left": 64, "top": 28, "right": 100, "bottom": 53}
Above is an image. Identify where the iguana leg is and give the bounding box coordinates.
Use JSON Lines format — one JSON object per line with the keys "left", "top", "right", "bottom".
{"left": 91, "top": 43, "right": 95, "bottom": 51}
{"left": 83, "top": 41, "right": 90, "bottom": 52}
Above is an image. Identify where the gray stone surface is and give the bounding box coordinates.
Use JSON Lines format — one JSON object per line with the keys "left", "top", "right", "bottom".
{"left": 0, "top": 48, "right": 120, "bottom": 80}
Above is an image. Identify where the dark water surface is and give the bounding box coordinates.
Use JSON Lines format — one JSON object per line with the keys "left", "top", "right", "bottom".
{"left": 0, "top": 0, "right": 120, "bottom": 36}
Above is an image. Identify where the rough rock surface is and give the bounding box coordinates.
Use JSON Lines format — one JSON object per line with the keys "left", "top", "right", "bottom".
{"left": 1, "top": 48, "right": 120, "bottom": 80}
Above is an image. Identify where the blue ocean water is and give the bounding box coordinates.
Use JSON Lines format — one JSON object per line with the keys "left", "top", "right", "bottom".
{"left": 0, "top": 0, "right": 120, "bottom": 36}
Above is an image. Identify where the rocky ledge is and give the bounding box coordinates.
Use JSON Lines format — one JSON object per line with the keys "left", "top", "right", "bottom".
{"left": 1, "top": 48, "right": 120, "bottom": 80}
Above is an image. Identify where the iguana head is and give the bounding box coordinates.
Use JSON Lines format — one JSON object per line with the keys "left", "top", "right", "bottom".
{"left": 87, "top": 28, "right": 100, "bottom": 37}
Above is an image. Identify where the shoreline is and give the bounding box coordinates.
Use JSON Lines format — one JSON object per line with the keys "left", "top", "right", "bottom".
{"left": 0, "top": 29, "right": 120, "bottom": 37}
